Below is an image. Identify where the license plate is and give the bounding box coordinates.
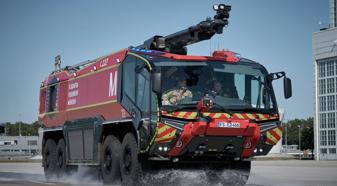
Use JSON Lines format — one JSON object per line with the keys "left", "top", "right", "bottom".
{"left": 217, "top": 122, "right": 240, "bottom": 128}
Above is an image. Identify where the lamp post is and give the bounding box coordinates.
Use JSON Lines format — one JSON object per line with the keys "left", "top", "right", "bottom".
{"left": 298, "top": 125, "right": 301, "bottom": 160}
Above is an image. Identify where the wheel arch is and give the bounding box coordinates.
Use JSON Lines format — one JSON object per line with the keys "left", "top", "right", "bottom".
{"left": 101, "top": 119, "right": 138, "bottom": 144}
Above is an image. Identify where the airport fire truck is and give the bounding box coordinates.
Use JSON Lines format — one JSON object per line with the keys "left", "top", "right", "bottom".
{"left": 39, "top": 4, "right": 292, "bottom": 185}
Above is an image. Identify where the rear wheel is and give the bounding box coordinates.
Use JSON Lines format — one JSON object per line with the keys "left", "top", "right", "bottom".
{"left": 120, "top": 133, "right": 142, "bottom": 186}
{"left": 56, "top": 138, "right": 67, "bottom": 177}
{"left": 43, "top": 139, "right": 57, "bottom": 180}
{"left": 101, "top": 135, "right": 122, "bottom": 184}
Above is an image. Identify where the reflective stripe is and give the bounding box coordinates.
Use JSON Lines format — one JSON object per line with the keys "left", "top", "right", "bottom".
{"left": 157, "top": 130, "right": 176, "bottom": 141}
{"left": 235, "top": 113, "right": 244, "bottom": 119}
{"left": 214, "top": 113, "right": 221, "bottom": 118}
{"left": 178, "top": 112, "right": 187, "bottom": 118}
{"left": 158, "top": 125, "right": 171, "bottom": 134}
{"left": 188, "top": 112, "right": 198, "bottom": 119}
{"left": 246, "top": 114, "right": 255, "bottom": 120}
{"left": 203, "top": 113, "right": 210, "bottom": 116}
{"left": 161, "top": 111, "right": 278, "bottom": 121}
{"left": 266, "top": 132, "right": 278, "bottom": 145}
{"left": 274, "top": 128, "right": 282, "bottom": 137}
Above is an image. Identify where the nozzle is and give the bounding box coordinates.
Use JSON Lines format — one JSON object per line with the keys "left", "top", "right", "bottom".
{"left": 213, "top": 4, "right": 231, "bottom": 20}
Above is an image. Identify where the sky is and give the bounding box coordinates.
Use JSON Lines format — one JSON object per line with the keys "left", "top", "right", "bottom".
{"left": 0, "top": 0, "right": 329, "bottom": 123}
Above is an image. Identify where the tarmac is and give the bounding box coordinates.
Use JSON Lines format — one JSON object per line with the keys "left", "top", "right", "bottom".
{"left": 0, "top": 160, "right": 336, "bottom": 186}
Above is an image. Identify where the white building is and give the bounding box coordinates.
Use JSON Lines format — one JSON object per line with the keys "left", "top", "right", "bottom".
{"left": 0, "top": 136, "right": 40, "bottom": 156}
{"left": 313, "top": 0, "right": 337, "bottom": 160}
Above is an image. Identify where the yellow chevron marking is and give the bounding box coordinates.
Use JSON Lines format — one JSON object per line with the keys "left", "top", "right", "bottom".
{"left": 257, "top": 114, "right": 266, "bottom": 120}
{"left": 274, "top": 128, "right": 282, "bottom": 137}
{"left": 235, "top": 113, "right": 244, "bottom": 119}
{"left": 158, "top": 125, "right": 171, "bottom": 134}
{"left": 157, "top": 130, "right": 176, "bottom": 140}
{"left": 267, "top": 132, "right": 279, "bottom": 144}
{"left": 214, "top": 113, "right": 221, "bottom": 118}
{"left": 246, "top": 114, "right": 255, "bottom": 120}
{"left": 188, "top": 112, "right": 198, "bottom": 119}
{"left": 155, "top": 131, "right": 176, "bottom": 142}
{"left": 203, "top": 113, "right": 210, "bottom": 116}
{"left": 223, "top": 113, "right": 231, "bottom": 118}
{"left": 178, "top": 112, "right": 187, "bottom": 118}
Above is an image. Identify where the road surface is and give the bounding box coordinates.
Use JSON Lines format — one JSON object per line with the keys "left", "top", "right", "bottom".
{"left": 0, "top": 160, "right": 336, "bottom": 186}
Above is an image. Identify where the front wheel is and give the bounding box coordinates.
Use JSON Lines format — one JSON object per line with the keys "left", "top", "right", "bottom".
{"left": 120, "top": 133, "right": 142, "bottom": 186}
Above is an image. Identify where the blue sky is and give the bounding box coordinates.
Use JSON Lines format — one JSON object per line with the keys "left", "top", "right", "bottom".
{"left": 0, "top": 0, "right": 329, "bottom": 123}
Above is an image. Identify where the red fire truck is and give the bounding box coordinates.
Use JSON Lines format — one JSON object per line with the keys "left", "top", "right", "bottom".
{"left": 39, "top": 4, "right": 292, "bottom": 185}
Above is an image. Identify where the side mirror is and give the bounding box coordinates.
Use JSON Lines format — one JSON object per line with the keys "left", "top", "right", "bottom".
{"left": 284, "top": 77, "right": 292, "bottom": 99}
{"left": 152, "top": 70, "right": 161, "bottom": 94}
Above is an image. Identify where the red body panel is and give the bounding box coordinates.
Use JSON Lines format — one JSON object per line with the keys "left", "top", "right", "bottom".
{"left": 168, "top": 117, "right": 260, "bottom": 157}
{"left": 39, "top": 49, "right": 129, "bottom": 128}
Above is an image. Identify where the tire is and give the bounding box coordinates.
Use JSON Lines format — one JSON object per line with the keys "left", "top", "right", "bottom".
{"left": 56, "top": 138, "right": 67, "bottom": 177}
{"left": 43, "top": 139, "right": 57, "bottom": 180}
{"left": 101, "top": 135, "right": 122, "bottom": 184}
{"left": 120, "top": 133, "right": 142, "bottom": 186}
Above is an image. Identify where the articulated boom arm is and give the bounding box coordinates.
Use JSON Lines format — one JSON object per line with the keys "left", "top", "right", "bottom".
{"left": 138, "top": 4, "right": 231, "bottom": 55}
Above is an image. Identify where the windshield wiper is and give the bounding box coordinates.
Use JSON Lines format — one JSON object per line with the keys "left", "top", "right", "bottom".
{"left": 210, "top": 102, "right": 233, "bottom": 115}
{"left": 161, "top": 104, "right": 197, "bottom": 112}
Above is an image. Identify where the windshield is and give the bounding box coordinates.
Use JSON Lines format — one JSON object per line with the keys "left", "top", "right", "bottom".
{"left": 157, "top": 60, "right": 276, "bottom": 112}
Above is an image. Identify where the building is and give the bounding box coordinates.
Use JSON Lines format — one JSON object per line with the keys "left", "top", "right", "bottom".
{"left": 0, "top": 136, "right": 40, "bottom": 157}
{"left": 313, "top": 0, "right": 337, "bottom": 160}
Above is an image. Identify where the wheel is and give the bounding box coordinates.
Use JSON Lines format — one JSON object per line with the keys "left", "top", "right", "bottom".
{"left": 101, "top": 135, "right": 122, "bottom": 184}
{"left": 120, "top": 133, "right": 142, "bottom": 186}
{"left": 43, "top": 139, "right": 57, "bottom": 180}
{"left": 56, "top": 138, "right": 67, "bottom": 177}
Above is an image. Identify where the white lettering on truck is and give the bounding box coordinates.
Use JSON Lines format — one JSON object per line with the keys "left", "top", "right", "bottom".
{"left": 109, "top": 71, "right": 117, "bottom": 97}
{"left": 67, "top": 82, "right": 79, "bottom": 106}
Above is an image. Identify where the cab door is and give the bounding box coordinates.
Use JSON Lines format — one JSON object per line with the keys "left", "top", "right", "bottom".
{"left": 120, "top": 55, "right": 152, "bottom": 149}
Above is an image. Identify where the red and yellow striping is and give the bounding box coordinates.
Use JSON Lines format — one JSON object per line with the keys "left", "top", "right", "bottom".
{"left": 265, "top": 125, "right": 282, "bottom": 145}
{"left": 161, "top": 111, "right": 278, "bottom": 121}
{"left": 155, "top": 123, "right": 177, "bottom": 144}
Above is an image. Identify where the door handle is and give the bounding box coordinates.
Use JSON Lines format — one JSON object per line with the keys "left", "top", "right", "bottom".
{"left": 131, "top": 108, "right": 136, "bottom": 118}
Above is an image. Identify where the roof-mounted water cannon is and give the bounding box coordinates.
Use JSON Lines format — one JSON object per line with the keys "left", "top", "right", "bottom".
{"left": 138, "top": 3, "right": 231, "bottom": 55}
{"left": 54, "top": 55, "right": 61, "bottom": 71}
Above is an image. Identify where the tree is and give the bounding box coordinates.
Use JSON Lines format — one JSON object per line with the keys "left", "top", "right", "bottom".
{"left": 283, "top": 117, "right": 314, "bottom": 153}
{"left": 3, "top": 121, "right": 40, "bottom": 136}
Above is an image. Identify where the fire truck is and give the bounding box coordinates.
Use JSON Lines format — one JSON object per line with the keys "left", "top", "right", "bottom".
{"left": 39, "top": 4, "right": 292, "bottom": 185}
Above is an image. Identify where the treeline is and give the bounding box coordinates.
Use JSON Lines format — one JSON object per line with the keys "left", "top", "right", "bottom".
{"left": 0, "top": 121, "right": 40, "bottom": 136}
{"left": 282, "top": 117, "right": 314, "bottom": 151}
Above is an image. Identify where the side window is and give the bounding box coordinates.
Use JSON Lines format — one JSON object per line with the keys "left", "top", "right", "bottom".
{"left": 122, "top": 56, "right": 136, "bottom": 102}
{"left": 234, "top": 74, "right": 245, "bottom": 100}
{"left": 47, "top": 84, "right": 58, "bottom": 112}
{"left": 39, "top": 89, "right": 47, "bottom": 113}
{"left": 136, "top": 70, "right": 150, "bottom": 113}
